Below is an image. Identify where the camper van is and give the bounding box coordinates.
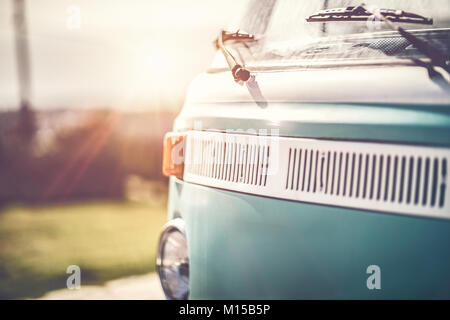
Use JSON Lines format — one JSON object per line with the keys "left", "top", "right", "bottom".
{"left": 157, "top": 1, "right": 450, "bottom": 299}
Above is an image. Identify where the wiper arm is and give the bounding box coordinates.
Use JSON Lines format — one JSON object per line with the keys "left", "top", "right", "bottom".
{"left": 215, "top": 30, "right": 255, "bottom": 83}
{"left": 307, "top": 4, "right": 450, "bottom": 74}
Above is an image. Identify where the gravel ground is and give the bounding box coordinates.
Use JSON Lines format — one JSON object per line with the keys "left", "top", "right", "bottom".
{"left": 38, "top": 273, "right": 165, "bottom": 300}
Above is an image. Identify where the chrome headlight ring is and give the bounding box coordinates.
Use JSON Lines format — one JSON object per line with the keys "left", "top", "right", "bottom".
{"left": 156, "top": 218, "right": 189, "bottom": 300}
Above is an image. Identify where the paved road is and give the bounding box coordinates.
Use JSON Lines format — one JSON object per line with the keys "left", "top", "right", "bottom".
{"left": 39, "top": 273, "right": 165, "bottom": 300}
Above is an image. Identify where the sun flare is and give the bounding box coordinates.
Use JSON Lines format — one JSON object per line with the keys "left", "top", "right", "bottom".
{"left": 145, "top": 46, "right": 173, "bottom": 80}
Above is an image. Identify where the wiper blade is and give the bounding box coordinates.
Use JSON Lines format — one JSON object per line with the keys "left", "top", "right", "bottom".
{"left": 307, "top": 4, "right": 450, "bottom": 74}
{"left": 215, "top": 30, "right": 255, "bottom": 83}
{"left": 306, "top": 5, "right": 433, "bottom": 25}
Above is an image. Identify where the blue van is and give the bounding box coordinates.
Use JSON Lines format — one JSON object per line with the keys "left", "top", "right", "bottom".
{"left": 157, "top": 1, "right": 450, "bottom": 299}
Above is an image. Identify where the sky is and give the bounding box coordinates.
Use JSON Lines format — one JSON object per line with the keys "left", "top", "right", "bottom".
{"left": 0, "top": 0, "right": 248, "bottom": 111}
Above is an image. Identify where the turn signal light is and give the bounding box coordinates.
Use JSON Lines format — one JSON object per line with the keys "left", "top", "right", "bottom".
{"left": 162, "top": 132, "right": 185, "bottom": 179}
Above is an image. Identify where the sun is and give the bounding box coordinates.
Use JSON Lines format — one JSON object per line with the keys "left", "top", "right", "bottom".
{"left": 145, "top": 46, "right": 173, "bottom": 80}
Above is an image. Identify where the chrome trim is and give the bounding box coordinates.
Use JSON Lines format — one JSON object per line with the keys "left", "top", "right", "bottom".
{"left": 207, "top": 58, "right": 419, "bottom": 74}
{"left": 156, "top": 218, "right": 189, "bottom": 300}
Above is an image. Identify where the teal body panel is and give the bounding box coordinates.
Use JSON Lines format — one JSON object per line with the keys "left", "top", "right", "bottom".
{"left": 169, "top": 66, "right": 450, "bottom": 299}
{"left": 176, "top": 102, "right": 450, "bottom": 147}
{"left": 169, "top": 178, "right": 450, "bottom": 299}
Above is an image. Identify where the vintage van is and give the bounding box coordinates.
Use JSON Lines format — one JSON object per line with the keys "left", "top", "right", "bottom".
{"left": 157, "top": 0, "right": 450, "bottom": 299}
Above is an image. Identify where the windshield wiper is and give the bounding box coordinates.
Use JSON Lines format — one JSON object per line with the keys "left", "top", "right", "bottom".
{"left": 306, "top": 4, "right": 450, "bottom": 74}
{"left": 306, "top": 5, "right": 433, "bottom": 25}
{"left": 215, "top": 30, "right": 255, "bottom": 83}
{"left": 363, "top": 4, "right": 450, "bottom": 74}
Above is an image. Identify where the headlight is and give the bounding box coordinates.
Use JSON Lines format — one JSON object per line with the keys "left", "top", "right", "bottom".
{"left": 157, "top": 218, "right": 189, "bottom": 300}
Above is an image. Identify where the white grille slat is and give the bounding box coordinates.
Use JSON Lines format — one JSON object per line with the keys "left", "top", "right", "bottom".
{"left": 261, "top": 145, "right": 269, "bottom": 186}
{"left": 221, "top": 141, "right": 226, "bottom": 180}
{"left": 386, "top": 155, "right": 393, "bottom": 202}
{"left": 210, "top": 140, "right": 215, "bottom": 178}
{"left": 305, "top": 150, "right": 312, "bottom": 193}
{"left": 430, "top": 158, "right": 438, "bottom": 207}
{"left": 377, "top": 155, "right": 385, "bottom": 201}
{"left": 183, "top": 131, "right": 450, "bottom": 219}
{"left": 417, "top": 157, "right": 426, "bottom": 206}
{"left": 423, "top": 157, "right": 431, "bottom": 207}
{"left": 236, "top": 143, "right": 243, "bottom": 182}
{"left": 318, "top": 151, "right": 325, "bottom": 193}
{"left": 286, "top": 148, "right": 293, "bottom": 190}
{"left": 291, "top": 149, "right": 297, "bottom": 190}
{"left": 203, "top": 139, "right": 208, "bottom": 176}
{"left": 217, "top": 141, "right": 222, "bottom": 180}
{"left": 235, "top": 142, "right": 240, "bottom": 181}
{"left": 233, "top": 143, "right": 239, "bottom": 182}
{"left": 410, "top": 157, "right": 418, "bottom": 205}
{"left": 218, "top": 140, "right": 224, "bottom": 179}
{"left": 191, "top": 136, "right": 196, "bottom": 174}
{"left": 312, "top": 150, "right": 319, "bottom": 193}
{"left": 229, "top": 141, "right": 235, "bottom": 181}
{"left": 215, "top": 140, "right": 220, "bottom": 179}
{"left": 206, "top": 139, "right": 211, "bottom": 177}
{"left": 258, "top": 146, "right": 263, "bottom": 186}
{"left": 251, "top": 144, "right": 256, "bottom": 184}
{"left": 357, "top": 153, "right": 365, "bottom": 199}
{"left": 227, "top": 141, "right": 233, "bottom": 181}
{"left": 336, "top": 152, "right": 344, "bottom": 197}
{"left": 327, "top": 151, "right": 335, "bottom": 195}
{"left": 392, "top": 156, "right": 399, "bottom": 203}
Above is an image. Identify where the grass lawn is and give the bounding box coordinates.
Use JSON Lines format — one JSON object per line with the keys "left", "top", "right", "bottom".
{"left": 0, "top": 200, "right": 167, "bottom": 299}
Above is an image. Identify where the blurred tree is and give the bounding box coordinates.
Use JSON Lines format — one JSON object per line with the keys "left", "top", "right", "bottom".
{"left": 15, "top": 103, "right": 37, "bottom": 148}
{"left": 0, "top": 109, "right": 175, "bottom": 206}
{"left": 42, "top": 110, "right": 126, "bottom": 202}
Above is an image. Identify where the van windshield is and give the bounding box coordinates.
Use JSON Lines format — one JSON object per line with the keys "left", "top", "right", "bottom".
{"left": 236, "top": 0, "right": 450, "bottom": 65}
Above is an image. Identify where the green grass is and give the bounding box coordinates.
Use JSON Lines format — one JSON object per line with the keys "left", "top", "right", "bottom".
{"left": 0, "top": 200, "right": 167, "bottom": 299}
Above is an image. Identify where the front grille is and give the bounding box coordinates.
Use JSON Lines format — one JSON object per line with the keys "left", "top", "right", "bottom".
{"left": 186, "top": 134, "right": 270, "bottom": 187}
{"left": 184, "top": 131, "right": 450, "bottom": 219}
{"left": 285, "top": 148, "right": 447, "bottom": 209}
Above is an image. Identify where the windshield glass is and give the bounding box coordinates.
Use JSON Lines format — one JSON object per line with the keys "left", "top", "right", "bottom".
{"left": 268, "top": 0, "right": 449, "bottom": 40}
{"left": 233, "top": 0, "right": 450, "bottom": 66}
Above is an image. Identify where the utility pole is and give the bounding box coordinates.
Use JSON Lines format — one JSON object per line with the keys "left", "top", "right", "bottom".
{"left": 12, "top": 0, "right": 36, "bottom": 145}
{"left": 322, "top": 0, "right": 329, "bottom": 35}
{"left": 13, "top": 0, "right": 32, "bottom": 110}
